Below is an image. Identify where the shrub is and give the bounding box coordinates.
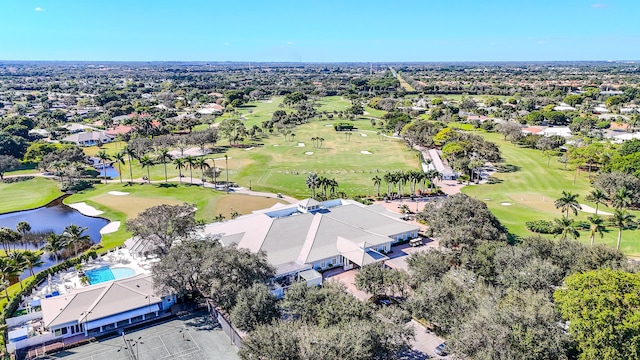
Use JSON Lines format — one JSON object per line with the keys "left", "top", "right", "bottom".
{"left": 526, "top": 220, "right": 558, "bottom": 234}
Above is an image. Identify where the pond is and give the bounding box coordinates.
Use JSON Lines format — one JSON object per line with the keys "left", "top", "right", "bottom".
{"left": 0, "top": 196, "right": 109, "bottom": 279}
{"left": 97, "top": 166, "right": 120, "bottom": 179}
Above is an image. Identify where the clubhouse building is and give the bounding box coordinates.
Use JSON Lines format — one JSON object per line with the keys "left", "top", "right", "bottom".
{"left": 203, "top": 198, "right": 420, "bottom": 294}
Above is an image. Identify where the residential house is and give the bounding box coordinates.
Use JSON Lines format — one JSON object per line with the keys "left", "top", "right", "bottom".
{"left": 61, "top": 131, "right": 115, "bottom": 146}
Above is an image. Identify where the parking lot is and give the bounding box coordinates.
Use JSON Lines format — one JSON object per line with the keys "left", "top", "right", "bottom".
{"left": 39, "top": 311, "right": 239, "bottom": 360}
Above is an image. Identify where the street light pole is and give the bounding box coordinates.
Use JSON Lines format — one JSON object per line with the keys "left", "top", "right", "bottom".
{"left": 225, "top": 155, "right": 229, "bottom": 193}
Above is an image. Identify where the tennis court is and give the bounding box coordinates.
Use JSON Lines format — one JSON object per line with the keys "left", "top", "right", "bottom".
{"left": 43, "top": 311, "right": 239, "bottom": 360}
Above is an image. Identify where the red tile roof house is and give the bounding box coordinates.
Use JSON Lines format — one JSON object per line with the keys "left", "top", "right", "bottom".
{"left": 105, "top": 125, "right": 134, "bottom": 136}
{"left": 521, "top": 126, "right": 545, "bottom": 135}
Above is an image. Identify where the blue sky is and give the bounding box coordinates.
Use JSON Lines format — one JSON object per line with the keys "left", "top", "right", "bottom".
{"left": 0, "top": 0, "right": 638, "bottom": 62}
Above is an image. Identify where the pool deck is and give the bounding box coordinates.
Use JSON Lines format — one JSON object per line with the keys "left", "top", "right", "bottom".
{"left": 18, "top": 248, "right": 153, "bottom": 314}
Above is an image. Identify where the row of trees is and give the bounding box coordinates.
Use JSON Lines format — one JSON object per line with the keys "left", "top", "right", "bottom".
{"left": 372, "top": 169, "right": 441, "bottom": 198}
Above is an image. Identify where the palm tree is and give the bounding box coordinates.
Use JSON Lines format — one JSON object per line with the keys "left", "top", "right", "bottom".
{"left": 96, "top": 150, "right": 112, "bottom": 184}
{"left": 554, "top": 191, "right": 581, "bottom": 217}
{"left": 372, "top": 176, "right": 382, "bottom": 197}
{"left": 124, "top": 146, "right": 137, "bottom": 183}
{"left": 8, "top": 252, "right": 27, "bottom": 289}
{"left": 63, "top": 224, "right": 90, "bottom": 258}
{"left": 611, "top": 188, "right": 632, "bottom": 210}
{"left": 585, "top": 189, "right": 608, "bottom": 215}
{"left": 318, "top": 137, "right": 324, "bottom": 148}
{"left": 587, "top": 215, "right": 606, "bottom": 246}
{"left": 383, "top": 172, "right": 393, "bottom": 197}
{"left": 0, "top": 257, "right": 17, "bottom": 298}
{"left": 185, "top": 156, "right": 196, "bottom": 185}
{"left": 139, "top": 155, "right": 154, "bottom": 184}
{"left": 22, "top": 250, "right": 44, "bottom": 277}
{"left": 112, "top": 151, "right": 126, "bottom": 184}
{"left": 158, "top": 148, "right": 173, "bottom": 183}
{"left": 0, "top": 227, "right": 21, "bottom": 254}
{"left": 195, "top": 157, "right": 211, "bottom": 187}
{"left": 174, "top": 158, "right": 186, "bottom": 184}
{"left": 42, "top": 233, "right": 65, "bottom": 263}
{"left": 610, "top": 209, "right": 636, "bottom": 250}
{"left": 553, "top": 217, "right": 580, "bottom": 240}
{"left": 306, "top": 172, "right": 320, "bottom": 198}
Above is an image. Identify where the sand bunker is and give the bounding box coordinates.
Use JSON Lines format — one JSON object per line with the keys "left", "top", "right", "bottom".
{"left": 305, "top": 152, "right": 314, "bottom": 155}
{"left": 361, "top": 133, "right": 368, "bottom": 137}
{"left": 360, "top": 150, "right": 372, "bottom": 155}
{"left": 100, "top": 221, "right": 120, "bottom": 234}
{"left": 245, "top": 147, "right": 254, "bottom": 151}
{"left": 67, "top": 202, "right": 104, "bottom": 216}
{"left": 273, "top": 144, "right": 279, "bottom": 147}
{"left": 108, "top": 191, "right": 129, "bottom": 196}
{"left": 500, "top": 202, "right": 512, "bottom": 206}
{"left": 297, "top": 143, "right": 305, "bottom": 147}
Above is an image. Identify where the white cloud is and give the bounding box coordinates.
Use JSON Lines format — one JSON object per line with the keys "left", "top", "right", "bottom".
{"left": 287, "top": 41, "right": 293, "bottom": 45}
{"left": 591, "top": 3, "right": 605, "bottom": 8}
{"left": 223, "top": 42, "right": 229, "bottom": 46}
{"left": 35, "top": 6, "right": 45, "bottom": 11}
{"left": 537, "top": 40, "right": 546, "bottom": 45}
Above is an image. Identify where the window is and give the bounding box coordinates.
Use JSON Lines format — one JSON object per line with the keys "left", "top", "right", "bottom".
{"left": 54, "top": 327, "right": 68, "bottom": 337}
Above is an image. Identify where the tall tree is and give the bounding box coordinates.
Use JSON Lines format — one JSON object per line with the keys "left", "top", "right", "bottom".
{"left": 123, "top": 145, "right": 137, "bottom": 183}
{"left": 305, "top": 172, "right": 320, "bottom": 198}
{"left": 554, "top": 269, "right": 640, "bottom": 360}
{"left": 22, "top": 250, "right": 44, "bottom": 277}
{"left": 126, "top": 204, "right": 198, "bottom": 256}
{"left": 0, "top": 227, "right": 21, "bottom": 254}
{"left": 62, "top": 224, "right": 90, "bottom": 258}
{"left": 139, "top": 154, "right": 155, "bottom": 184}
{"left": 42, "top": 233, "right": 65, "bottom": 263}
{"left": 96, "top": 150, "right": 112, "bottom": 184}
{"left": 112, "top": 151, "right": 126, "bottom": 184}
{"left": 611, "top": 187, "right": 632, "bottom": 210}
{"left": 157, "top": 148, "right": 173, "bottom": 183}
{"left": 587, "top": 215, "right": 606, "bottom": 247}
{"left": 185, "top": 155, "right": 196, "bottom": 185}
{"left": 173, "top": 157, "right": 186, "bottom": 184}
{"left": 0, "top": 155, "right": 19, "bottom": 180}
{"left": 0, "top": 257, "right": 17, "bottom": 298}
{"left": 610, "top": 209, "right": 636, "bottom": 250}
{"left": 194, "top": 157, "right": 210, "bottom": 187}
{"left": 585, "top": 189, "right": 608, "bottom": 215}
{"left": 231, "top": 283, "right": 280, "bottom": 332}
{"left": 554, "top": 191, "right": 581, "bottom": 217}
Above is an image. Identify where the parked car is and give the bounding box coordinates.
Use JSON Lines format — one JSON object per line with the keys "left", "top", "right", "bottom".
{"left": 434, "top": 343, "right": 448, "bottom": 356}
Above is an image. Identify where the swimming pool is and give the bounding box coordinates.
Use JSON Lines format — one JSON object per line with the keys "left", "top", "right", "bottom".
{"left": 86, "top": 267, "right": 136, "bottom": 285}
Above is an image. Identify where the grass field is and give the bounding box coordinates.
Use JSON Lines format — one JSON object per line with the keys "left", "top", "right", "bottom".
{"left": 231, "top": 120, "right": 417, "bottom": 198}
{"left": 462, "top": 131, "right": 640, "bottom": 256}
{"left": 0, "top": 177, "right": 63, "bottom": 214}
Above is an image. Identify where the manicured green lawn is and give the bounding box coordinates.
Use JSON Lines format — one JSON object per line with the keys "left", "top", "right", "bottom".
{"left": 232, "top": 121, "right": 418, "bottom": 198}
{"left": 463, "top": 132, "right": 640, "bottom": 256}
{"left": 0, "top": 177, "right": 63, "bottom": 214}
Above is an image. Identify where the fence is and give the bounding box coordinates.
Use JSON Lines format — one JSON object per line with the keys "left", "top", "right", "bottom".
{"left": 206, "top": 301, "right": 243, "bottom": 348}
